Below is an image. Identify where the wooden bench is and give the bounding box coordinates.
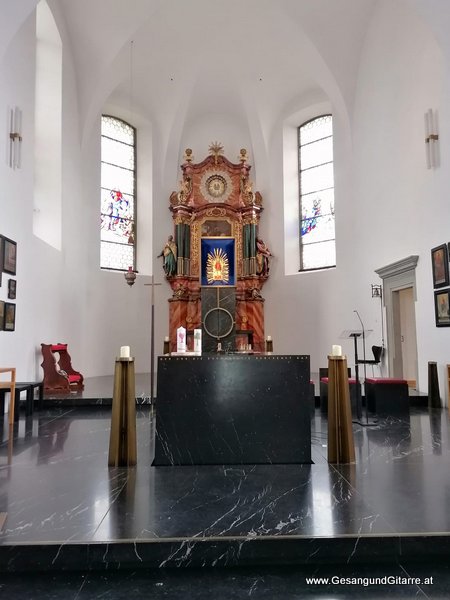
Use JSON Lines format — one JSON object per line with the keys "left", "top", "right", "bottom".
{"left": 365, "top": 377, "right": 409, "bottom": 417}
{"left": 0, "top": 381, "right": 43, "bottom": 420}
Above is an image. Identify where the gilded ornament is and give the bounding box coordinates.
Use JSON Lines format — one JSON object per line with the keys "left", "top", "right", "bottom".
{"left": 209, "top": 141, "right": 224, "bottom": 164}
{"left": 206, "top": 207, "right": 227, "bottom": 217}
{"left": 200, "top": 169, "right": 233, "bottom": 204}
{"left": 173, "top": 284, "right": 188, "bottom": 299}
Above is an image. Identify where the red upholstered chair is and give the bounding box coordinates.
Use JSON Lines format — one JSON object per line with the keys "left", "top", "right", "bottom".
{"left": 41, "top": 344, "right": 84, "bottom": 392}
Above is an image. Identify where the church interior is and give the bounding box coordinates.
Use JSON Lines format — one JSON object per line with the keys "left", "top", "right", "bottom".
{"left": 1, "top": 0, "right": 450, "bottom": 597}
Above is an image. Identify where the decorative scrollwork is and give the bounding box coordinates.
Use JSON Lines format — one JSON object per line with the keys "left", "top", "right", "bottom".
{"left": 172, "top": 284, "right": 189, "bottom": 299}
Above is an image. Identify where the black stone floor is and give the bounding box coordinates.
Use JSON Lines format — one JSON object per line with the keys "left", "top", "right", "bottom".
{"left": 0, "top": 398, "right": 449, "bottom": 598}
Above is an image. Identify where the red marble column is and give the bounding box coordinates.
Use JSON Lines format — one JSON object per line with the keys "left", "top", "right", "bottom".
{"left": 169, "top": 300, "right": 188, "bottom": 352}
{"left": 246, "top": 299, "right": 265, "bottom": 352}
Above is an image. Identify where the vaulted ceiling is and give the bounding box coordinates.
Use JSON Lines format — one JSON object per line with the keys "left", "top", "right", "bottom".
{"left": 4, "top": 0, "right": 447, "bottom": 156}
{"left": 53, "top": 0, "right": 377, "bottom": 136}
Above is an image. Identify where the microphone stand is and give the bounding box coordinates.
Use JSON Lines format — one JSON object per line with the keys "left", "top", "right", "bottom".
{"left": 349, "top": 331, "right": 363, "bottom": 421}
{"left": 353, "top": 310, "right": 376, "bottom": 426}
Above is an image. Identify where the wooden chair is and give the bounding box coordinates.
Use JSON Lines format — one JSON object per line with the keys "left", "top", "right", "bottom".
{"left": 0, "top": 368, "right": 16, "bottom": 425}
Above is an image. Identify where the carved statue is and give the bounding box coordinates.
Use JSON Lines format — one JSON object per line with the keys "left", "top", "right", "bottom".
{"left": 239, "top": 177, "right": 253, "bottom": 206}
{"left": 158, "top": 235, "right": 177, "bottom": 277}
{"left": 256, "top": 237, "right": 272, "bottom": 276}
{"left": 170, "top": 177, "right": 192, "bottom": 206}
{"left": 178, "top": 177, "right": 191, "bottom": 203}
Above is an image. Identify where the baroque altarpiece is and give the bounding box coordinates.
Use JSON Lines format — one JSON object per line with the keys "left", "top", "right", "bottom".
{"left": 163, "top": 143, "right": 271, "bottom": 352}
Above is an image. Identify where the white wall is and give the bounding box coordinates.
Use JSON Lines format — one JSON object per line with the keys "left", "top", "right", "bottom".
{"left": 238, "top": 0, "right": 450, "bottom": 395}
{"left": 0, "top": 13, "right": 64, "bottom": 380}
{"left": 0, "top": 8, "right": 100, "bottom": 380}
{"left": 351, "top": 0, "right": 447, "bottom": 395}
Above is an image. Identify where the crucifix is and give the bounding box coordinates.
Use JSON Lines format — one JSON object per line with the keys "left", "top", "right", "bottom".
{"left": 144, "top": 275, "right": 162, "bottom": 404}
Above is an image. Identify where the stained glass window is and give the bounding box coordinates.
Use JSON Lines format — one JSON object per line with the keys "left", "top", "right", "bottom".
{"left": 298, "top": 115, "right": 335, "bottom": 271}
{"left": 100, "top": 115, "right": 136, "bottom": 271}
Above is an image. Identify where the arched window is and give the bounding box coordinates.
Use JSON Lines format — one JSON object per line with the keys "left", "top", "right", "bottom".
{"left": 298, "top": 115, "right": 335, "bottom": 271}
{"left": 100, "top": 115, "right": 136, "bottom": 271}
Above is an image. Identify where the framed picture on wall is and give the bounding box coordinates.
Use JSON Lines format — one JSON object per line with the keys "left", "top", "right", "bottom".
{"left": 8, "top": 279, "right": 16, "bottom": 300}
{"left": 431, "top": 244, "right": 449, "bottom": 288}
{"left": 4, "top": 302, "right": 15, "bottom": 331}
{"left": 434, "top": 288, "right": 450, "bottom": 327}
{"left": 0, "top": 237, "right": 3, "bottom": 286}
{"left": 0, "top": 301, "right": 4, "bottom": 331}
{"left": 2, "top": 236, "right": 17, "bottom": 275}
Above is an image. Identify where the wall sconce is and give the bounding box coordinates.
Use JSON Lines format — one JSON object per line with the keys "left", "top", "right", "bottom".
{"left": 371, "top": 284, "right": 384, "bottom": 348}
{"left": 8, "top": 106, "right": 22, "bottom": 169}
{"left": 424, "top": 108, "right": 439, "bottom": 169}
{"left": 124, "top": 266, "right": 137, "bottom": 287}
{"left": 371, "top": 284, "right": 382, "bottom": 299}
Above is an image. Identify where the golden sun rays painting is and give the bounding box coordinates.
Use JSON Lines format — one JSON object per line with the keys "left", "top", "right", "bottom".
{"left": 201, "top": 238, "right": 235, "bottom": 286}
{"left": 206, "top": 247, "right": 230, "bottom": 284}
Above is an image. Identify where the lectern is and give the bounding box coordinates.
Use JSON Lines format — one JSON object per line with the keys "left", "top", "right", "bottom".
{"left": 108, "top": 357, "right": 137, "bottom": 467}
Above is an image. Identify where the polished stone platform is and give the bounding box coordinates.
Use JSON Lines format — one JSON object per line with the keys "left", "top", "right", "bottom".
{"left": 40, "top": 371, "right": 427, "bottom": 407}
{"left": 0, "top": 396, "right": 449, "bottom": 597}
{"left": 41, "top": 372, "right": 152, "bottom": 406}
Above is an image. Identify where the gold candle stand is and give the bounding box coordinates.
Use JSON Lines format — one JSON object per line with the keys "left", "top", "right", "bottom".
{"left": 327, "top": 355, "right": 355, "bottom": 464}
{"left": 108, "top": 357, "right": 137, "bottom": 467}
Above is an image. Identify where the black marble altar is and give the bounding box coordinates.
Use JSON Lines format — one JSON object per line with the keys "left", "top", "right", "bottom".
{"left": 153, "top": 354, "right": 311, "bottom": 465}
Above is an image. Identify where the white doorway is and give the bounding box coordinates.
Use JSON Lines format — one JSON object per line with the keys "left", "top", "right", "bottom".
{"left": 375, "top": 255, "right": 419, "bottom": 389}
{"left": 392, "top": 286, "right": 418, "bottom": 387}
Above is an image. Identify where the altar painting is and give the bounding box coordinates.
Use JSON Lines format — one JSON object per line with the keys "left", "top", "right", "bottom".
{"left": 201, "top": 238, "right": 235, "bottom": 286}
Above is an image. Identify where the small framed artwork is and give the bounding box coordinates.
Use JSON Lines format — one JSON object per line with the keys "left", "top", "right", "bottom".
{"left": 2, "top": 236, "right": 17, "bottom": 275}
{"left": 0, "top": 301, "right": 4, "bottom": 331}
{"left": 8, "top": 279, "right": 16, "bottom": 300}
{"left": 434, "top": 288, "right": 450, "bottom": 327}
{"left": 0, "top": 237, "right": 3, "bottom": 286}
{"left": 431, "top": 244, "right": 449, "bottom": 288}
{"left": 4, "top": 302, "right": 15, "bottom": 332}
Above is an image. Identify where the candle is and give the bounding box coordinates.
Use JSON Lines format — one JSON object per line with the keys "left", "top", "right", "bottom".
{"left": 266, "top": 335, "right": 272, "bottom": 341}
{"left": 120, "top": 345, "right": 130, "bottom": 358}
{"left": 164, "top": 336, "right": 170, "bottom": 342}
{"left": 331, "top": 344, "right": 342, "bottom": 356}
